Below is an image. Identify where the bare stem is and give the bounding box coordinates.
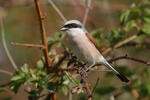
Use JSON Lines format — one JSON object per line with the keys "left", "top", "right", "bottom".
{"left": 48, "top": 0, "right": 67, "bottom": 22}
{"left": 0, "top": 69, "right": 13, "bottom": 76}
{"left": 83, "top": 0, "right": 92, "bottom": 26}
{"left": 0, "top": 18, "right": 18, "bottom": 70}
{"left": 11, "top": 42, "right": 44, "bottom": 49}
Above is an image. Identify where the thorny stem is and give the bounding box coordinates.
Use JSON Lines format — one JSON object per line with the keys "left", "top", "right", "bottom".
{"left": 34, "top": 0, "right": 56, "bottom": 100}
{"left": 34, "top": 0, "right": 51, "bottom": 73}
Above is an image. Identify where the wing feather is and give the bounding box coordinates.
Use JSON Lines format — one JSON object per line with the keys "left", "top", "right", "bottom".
{"left": 86, "top": 33, "right": 100, "bottom": 51}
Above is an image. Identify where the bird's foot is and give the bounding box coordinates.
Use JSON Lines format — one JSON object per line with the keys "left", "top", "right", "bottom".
{"left": 80, "top": 69, "right": 88, "bottom": 77}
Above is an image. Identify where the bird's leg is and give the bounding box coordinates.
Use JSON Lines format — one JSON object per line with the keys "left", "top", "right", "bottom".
{"left": 80, "top": 66, "right": 88, "bottom": 77}
{"left": 85, "top": 63, "right": 95, "bottom": 72}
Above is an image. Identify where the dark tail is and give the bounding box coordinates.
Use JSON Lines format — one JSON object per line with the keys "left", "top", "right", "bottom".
{"left": 104, "top": 61, "right": 129, "bottom": 83}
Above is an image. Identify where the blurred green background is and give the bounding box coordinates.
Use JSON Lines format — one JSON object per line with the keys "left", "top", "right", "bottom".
{"left": 0, "top": 0, "right": 150, "bottom": 100}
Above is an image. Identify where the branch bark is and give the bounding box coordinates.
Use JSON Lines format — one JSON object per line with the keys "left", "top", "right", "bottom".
{"left": 34, "top": 0, "right": 57, "bottom": 100}
{"left": 34, "top": 0, "right": 51, "bottom": 73}
{"left": 11, "top": 42, "right": 44, "bottom": 49}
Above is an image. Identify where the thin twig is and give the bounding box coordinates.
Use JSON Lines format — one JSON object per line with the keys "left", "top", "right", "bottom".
{"left": 108, "top": 54, "right": 150, "bottom": 66}
{"left": 64, "top": 71, "right": 77, "bottom": 85}
{"left": 48, "top": 0, "right": 67, "bottom": 22}
{"left": 11, "top": 42, "right": 44, "bottom": 49}
{"left": 91, "top": 77, "right": 100, "bottom": 95}
{"left": 83, "top": 0, "right": 91, "bottom": 26}
{"left": 102, "top": 35, "right": 137, "bottom": 55}
{"left": 0, "top": 69, "right": 13, "bottom": 76}
{"left": 80, "top": 69, "right": 92, "bottom": 100}
{"left": 34, "top": 0, "right": 51, "bottom": 73}
{"left": 0, "top": 18, "right": 18, "bottom": 70}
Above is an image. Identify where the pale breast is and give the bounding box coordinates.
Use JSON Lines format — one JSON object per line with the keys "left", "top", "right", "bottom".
{"left": 68, "top": 33, "right": 100, "bottom": 64}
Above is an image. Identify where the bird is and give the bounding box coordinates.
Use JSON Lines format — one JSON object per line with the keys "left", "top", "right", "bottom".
{"left": 60, "top": 20, "right": 129, "bottom": 83}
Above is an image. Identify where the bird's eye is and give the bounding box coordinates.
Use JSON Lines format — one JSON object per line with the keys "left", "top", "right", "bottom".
{"left": 64, "top": 23, "right": 81, "bottom": 28}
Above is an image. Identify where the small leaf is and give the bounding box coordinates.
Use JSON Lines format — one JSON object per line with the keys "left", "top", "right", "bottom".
{"left": 61, "top": 86, "right": 68, "bottom": 96}
{"left": 124, "top": 20, "right": 139, "bottom": 31}
{"left": 36, "top": 60, "right": 44, "bottom": 69}
{"left": 47, "top": 82, "right": 55, "bottom": 91}
{"left": 120, "top": 9, "right": 130, "bottom": 24}
{"left": 142, "top": 23, "right": 150, "bottom": 35}
{"left": 11, "top": 75, "right": 23, "bottom": 81}
{"left": 10, "top": 83, "right": 22, "bottom": 93}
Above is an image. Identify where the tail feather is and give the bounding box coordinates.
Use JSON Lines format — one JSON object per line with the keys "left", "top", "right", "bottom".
{"left": 104, "top": 61, "right": 129, "bottom": 83}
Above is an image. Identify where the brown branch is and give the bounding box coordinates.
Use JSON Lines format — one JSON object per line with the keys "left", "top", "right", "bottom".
{"left": 0, "top": 69, "right": 13, "bottom": 76}
{"left": 108, "top": 54, "right": 150, "bottom": 66}
{"left": 11, "top": 42, "right": 45, "bottom": 49}
{"left": 34, "top": 0, "right": 56, "bottom": 100}
{"left": 34, "top": 0, "right": 51, "bottom": 73}
{"left": 80, "top": 68, "right": 92, "bottom": 100}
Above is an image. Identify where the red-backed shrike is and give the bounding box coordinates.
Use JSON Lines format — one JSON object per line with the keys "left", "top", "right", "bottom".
{"left": 60, "top": 20, "right": 129, "bottom": 83}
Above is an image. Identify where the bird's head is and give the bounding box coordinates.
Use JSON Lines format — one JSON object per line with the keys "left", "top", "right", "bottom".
{"left": 60, "top": 20, "right": 87, "bottom": 34}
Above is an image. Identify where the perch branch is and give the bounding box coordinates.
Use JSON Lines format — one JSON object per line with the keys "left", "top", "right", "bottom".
{"left": 11, "top": 42, "right": 44, "bottom": 49}
{"left": 34, "top": 0, "right": 51, "bottom": 73}
{"left": 83, "top": 0, "right": 92, "bottom": 26}
{"left": 48, "top": 0, "right": 67, "bottom": 22}
{"left": 0, "top": 18, "right": 18, "bottom": 70}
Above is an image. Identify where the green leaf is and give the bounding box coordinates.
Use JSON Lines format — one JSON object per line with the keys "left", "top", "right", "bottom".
{"left": 36, "top": 59, "right": 44, "bottom": 69}
{"left": 61, "top": 86, "right": 68, "bottom": 96}
{"left": 43, "top": 74, "right": 55, "bottom": 82}
{"left": 10, "top": 83, "right": 22, "bottom": 93}
{"left": 124, "top": 20, "right": 139, "bottom": 31}
{"left": 46, "top": 82, "right": 55, "bottom": 91}
{"left": 120, "top": 9, "right": 130, "bottom": 24}
{"left": 21, "top": 64, "right": 29, "bottom": 73}
{"left": 144, "top": 17, "right": 150, "bottom": 23}
{"left": 11, "top": 74, "right": 23, "bottom": 81}
{"left": 138, "top": 1, "right": 150, "bottom": 8}
{"left": 47, "top": 37, "right": 54, "bottom": 42}
{"left": 142, "top": 23, "right": 150, "bottom": 35}
{"left": 29, "top": 90, "right": 39, "bottom": 97}
{"left": 0, "top": 88, "right": 6, "bottom": 92}
{"left": 143, "top": 8, "right": 150, "bottom": 17}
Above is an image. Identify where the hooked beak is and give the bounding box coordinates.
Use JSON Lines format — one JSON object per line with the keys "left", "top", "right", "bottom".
{"left": 60, "top": 26, "right": 68, "bottom": 31}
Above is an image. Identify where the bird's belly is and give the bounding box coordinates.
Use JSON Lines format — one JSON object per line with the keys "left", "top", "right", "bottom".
{"left": 68, "top": 35, "right": 100, "bottom": 64}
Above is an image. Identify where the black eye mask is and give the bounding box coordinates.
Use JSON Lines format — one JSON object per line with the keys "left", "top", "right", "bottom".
{"left": 63, "top": 23, "right": 82, "bottom": 28}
